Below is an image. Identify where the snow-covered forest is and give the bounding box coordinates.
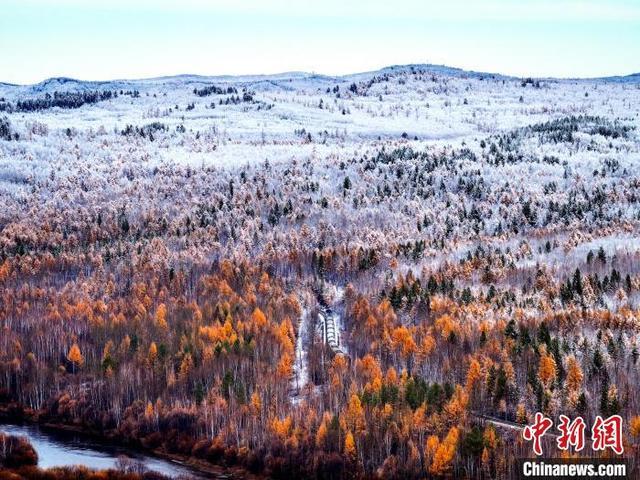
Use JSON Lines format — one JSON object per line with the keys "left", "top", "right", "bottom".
{"left": 1, "top": 64, "right": 640, "bottom": 478}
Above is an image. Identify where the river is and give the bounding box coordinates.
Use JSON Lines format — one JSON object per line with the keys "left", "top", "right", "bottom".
{"left": 0, "top": 423, "right": 208, "bottom": 478}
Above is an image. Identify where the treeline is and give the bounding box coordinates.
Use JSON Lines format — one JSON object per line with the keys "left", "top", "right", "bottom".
{"left": 526, "top": 115, "right": 633, "bottom": 143}
{"left": 217, "top": 92, "right": 255, "bottom": 105}
{"left": 193, "top": 85, "right": 238, "bottom": 97}
{"left": 0, "top": 90, "right": 116, "bottom": 113}
{"left": 121, "top": 122, "right": 168, "bottom": 141}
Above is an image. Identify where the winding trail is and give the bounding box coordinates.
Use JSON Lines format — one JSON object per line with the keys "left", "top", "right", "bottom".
{"left": 289, "top": 285, "right": 349, "bottom": 402}
{"left": 291, "top": 308, "right": 310, "bottom": 397}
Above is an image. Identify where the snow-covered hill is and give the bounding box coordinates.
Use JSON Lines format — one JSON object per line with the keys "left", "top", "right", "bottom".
{"left": 1, "top": 64, "right": 639, "bottom": 250}
{"left": 1, "top": 64, "right": 638, "bottom": 156}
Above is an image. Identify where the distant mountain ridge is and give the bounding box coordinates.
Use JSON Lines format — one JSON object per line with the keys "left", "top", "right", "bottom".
{"left": 2, "top": 64, "right": 639, "bottom": 98}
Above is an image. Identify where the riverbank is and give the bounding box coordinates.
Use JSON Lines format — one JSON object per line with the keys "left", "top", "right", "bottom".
{"left": 0, "top": 403, "right": 259, "bottom": 479}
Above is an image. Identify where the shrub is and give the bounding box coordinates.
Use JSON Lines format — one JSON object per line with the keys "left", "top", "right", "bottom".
{"left": 0, "top": 434, "right": 38, "bottom": 468}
